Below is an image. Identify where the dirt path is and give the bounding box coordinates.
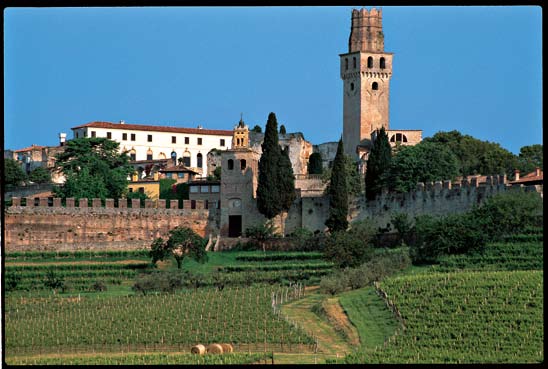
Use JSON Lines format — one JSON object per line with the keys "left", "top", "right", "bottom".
{"left": 281, "top": 290, "right": 358, "bottom": 358}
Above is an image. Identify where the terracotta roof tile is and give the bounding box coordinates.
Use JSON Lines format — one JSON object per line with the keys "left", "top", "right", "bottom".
{"left": 159, "top": 165, "right": 201, "bottom": 174}
{"left": 71, "top": 121, "right": 233, "bottom": 136}
{"left": 14, "top": 145, "right": 47, "bottom": 152}
{"left": 509, "top": 169, "right": 543, "bottom": 184}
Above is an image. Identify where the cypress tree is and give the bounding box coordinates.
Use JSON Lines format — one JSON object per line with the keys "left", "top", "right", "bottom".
{"left": 365, "top": 126, "right": 392, "bottom": 201}
{"left": 307, "top": 152, "right": 323, "bottom": 174}
{"left": 257, "top": 112, "right": 283, "bottom": 219}
{"left": 325, "top": 138, "right": 349, "bottom": 232}
{"left": 279, "top": 124, "right": 287, "bottom": 135}
{"left": 278, "top": 147, "right": 296, "bottom": 211}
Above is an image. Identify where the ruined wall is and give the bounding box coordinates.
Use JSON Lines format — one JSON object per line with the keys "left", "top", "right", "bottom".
{"left": 4, "top": 197, "right": 219, "bottom": 252}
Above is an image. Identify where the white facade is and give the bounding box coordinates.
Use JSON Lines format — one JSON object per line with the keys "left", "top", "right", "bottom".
{"left": 71, "top": 121, "right": 233, "bottom": 178}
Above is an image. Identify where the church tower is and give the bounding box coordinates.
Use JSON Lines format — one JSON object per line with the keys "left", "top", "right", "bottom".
{"left": 340, "top": 8, "right": 393, "bottom": 160}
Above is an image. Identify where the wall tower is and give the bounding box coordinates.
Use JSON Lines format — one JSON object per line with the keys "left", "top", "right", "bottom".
{"left": 340, "top": 8, "right": 393, "bottom": 160}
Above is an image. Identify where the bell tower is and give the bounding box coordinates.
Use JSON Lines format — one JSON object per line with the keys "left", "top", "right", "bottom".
{"left": 340, "top": 8, "right": 393, "bottom": 160}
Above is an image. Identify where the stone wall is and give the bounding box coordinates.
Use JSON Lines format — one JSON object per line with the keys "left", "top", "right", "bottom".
{"left": 4, "top": 197, "right": 219, "bottom": 252}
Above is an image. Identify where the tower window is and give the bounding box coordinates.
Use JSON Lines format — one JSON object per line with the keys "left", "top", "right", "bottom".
{"left": 380, "top": 57, "right": 386, "bottom": 69}
{"left": 350, "top": 82, "right": 354, "bottom": 91}
{"left": 353, "top": 57, "right": 356, "bottom": 68}
{"left": 390, "top": 133, "right": 408, "bottom": 143}
{"left": 228, "top": 159, "right": 234, "bottom": 170}
{"left": 372, "top": 82, "right": 379, "bottom": 90}
{"left": 345, "top": 58, "right": 348, "bottom": 70}
{"left": 240, "top": 159, "right": 247, "bottom": 170}
{"left": 367, "top": 56, "right": 373, "bottom": 68}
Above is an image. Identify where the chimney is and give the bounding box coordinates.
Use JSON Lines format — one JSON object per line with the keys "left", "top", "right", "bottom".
{"left": 59, "top": 133, "right": 67, "bottom": 147}
{"left": 535, "top": 167, "right": 541, "bottom": 177}
{"left": 197, "top": 124, "right": 203, "bottom": 129}
{"left": 120, "top": 120, "right": 125, "bottom": 125}
{"left": 514, "top": 169, "right": 520, "bottom": 181}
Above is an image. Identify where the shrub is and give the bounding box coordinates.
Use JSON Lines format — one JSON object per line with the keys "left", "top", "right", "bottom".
{"left": 91, "top": 281, "right": 107, "bottom": 292}
{"left": 323, "top": 219, "right": 375, "bottom": 268}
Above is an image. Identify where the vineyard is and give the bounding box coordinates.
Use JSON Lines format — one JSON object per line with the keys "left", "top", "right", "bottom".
{"left": 334, "top": 270, "right": 543, "bottom": 363}
{"left": 4, "top": 284, "right": 316, "bottom": 360}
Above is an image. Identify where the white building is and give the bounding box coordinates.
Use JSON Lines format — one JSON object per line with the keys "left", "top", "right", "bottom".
{"left": 71, "top": 121, "right": 233, "bottom": 178}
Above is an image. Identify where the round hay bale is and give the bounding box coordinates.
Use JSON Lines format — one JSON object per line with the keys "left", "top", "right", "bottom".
{"left": 206, "top": 343, "right": 224, "bottom": 354}
{"left": 220, "top": 343, "right": 233, "bottom": 353}
{"left": 191, "top": 344, "right": 206, "bottom": 355}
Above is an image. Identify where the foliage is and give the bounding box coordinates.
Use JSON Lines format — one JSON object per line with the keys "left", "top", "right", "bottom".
{"left": 251, "top": 125, "right": 262, "bottom": 133}
{"left": 365, "top": 127, "right": 392, "bottom": 201}
{"left": 390, "top": 212, "right": 413, "bottom": 245}
{"left": 325, "top": 138, "right": 349, "bottom": 232}
{"left": 257, "top": 112, "right": 295, "bottom": 219}
{"left": 43, "top": 270, "right": 66, "bottom": 294}
{"left": 323, "top": 219, "right": 376, "bottom": 268}
{"left": 385, "top": 141, "right": 459, "bottom": 193}
{"left": 132, "top": 270, "right": 184, "bottom": 295}
{"left": 4, "top": 158, "right": 27, "bottom": 186}
{"left": 423, "top": 130, "right": 519, "bottom": 177}
{"left": 516, "top": 144, "right": 543, "bottom": 175}
{"left": 244, "top": 220, "right": 278, "bottom": 250}
{"left": 126, "top": 190, "right": 149, "bottom": 203}
{"left": 208, "top": 166, "right": 222, "bottom": 181}
{"left": 159, "top": 178, "right": 189, "bottom": 204}
{"left": 287, "top": 228, "right": 315, "bottom": 251}
{"left": 5, "top": 273, "right": 21, "bottom": 292}
{"left": 279, "top": 124, "right": 287, "bottom": 134}
{"left": 28, "top": 166, "right": 51, "bottom": 184}
{"left": 53, "top": 137, "right": 134, "bottom": 200}
{"left": 149, "top": 227, "right": 208, "bottom": 269}
{"left": 307, "top": 152, "right": 323, "bottom": 174}
{"left": 91, "top": 281, "right": 107, "bottom": 292}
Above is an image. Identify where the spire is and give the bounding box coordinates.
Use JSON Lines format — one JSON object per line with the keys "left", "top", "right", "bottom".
{"left": 238, "top": 112, "right": 245, "bottom": 128}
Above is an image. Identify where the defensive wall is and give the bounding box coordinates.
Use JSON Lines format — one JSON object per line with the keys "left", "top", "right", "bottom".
{"left": 3, "top": 175, "right": 543, "bottom": 252}
{"left": 4, "top": 198, "right": 218, "bottom": 252}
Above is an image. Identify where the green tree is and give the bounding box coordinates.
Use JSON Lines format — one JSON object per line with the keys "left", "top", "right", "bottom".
{"left": 44, "top": 270, "right": 66, "bottom": 294}
{"left": 28, "top": 166, "right": 51, "bottom": 184}
{"left": 4, "top": 158, "right": 27, "bottom": 186}
{"left": 279, "top": 124, "right": 287, "bottom": 135}
{"left": 53, "top": 137, "right": 134, "bottom": 200}
{"left": 278, "top": 147, "right": 296, "bottom": 213}
{"left": 252, "top": 125, "right": 262, "bottom": 133}
{"left": 150, "top": 227, "right": 208, "bottom": 269}
{"left": 325, "top": 138, "right": 349, "bottom": 232}
{"left": 257, "top": 112, "right": 283, "bottom": 219}
{"left": 385, "top": 141, "right": 459, "bottom": 193}
{"left": 365, "top": 127, "right": 392, "bottom": 201}
{"left": 323, "top": 219, "right": 375, "bottom": 268}
{"left": 391, "top": 212, "right": 413, "bottom": 245}
{"left": 308, "top": 152, "right": 323, "bottom": 175}
{"left": 517, "top": 144, "right": 543, "bottom": 175}
{"left": 322, "top": 154, "right": 361, "bottom": 197}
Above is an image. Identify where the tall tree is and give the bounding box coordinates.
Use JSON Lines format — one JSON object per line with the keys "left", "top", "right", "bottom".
{"left": 53, "top": 137, "right": 134, "bottom": 200}
{"left": 307, "top": 152, "right": 323, "bottom": 174}
{"left": 257, "top": 113, "right": 283, "bottom": 219}
{"left": 278, "top": 147, "right": 296, "bottom": 211}
{"left": 364, "top": 127, "right": 392, "bottom": 201}
{"left": 517, "top": 144, "right": 543, "bottom": 174}
{"left": 279, "top": 124, "right": 287, "bottom": 135}
{"left": 325, "top": 138, "right": 349, "bottom": 233}
{"left": 4, "top": 158, "right": 27, "bottom": 186}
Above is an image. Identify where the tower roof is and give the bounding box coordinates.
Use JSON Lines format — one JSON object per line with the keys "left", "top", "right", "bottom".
{"left": 348, "top": 7, "right": 385, "bottom": 53}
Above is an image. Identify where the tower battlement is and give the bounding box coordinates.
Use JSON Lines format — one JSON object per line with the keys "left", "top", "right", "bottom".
{"left": 349, "top": 7, "right": 384, "bottom": 53}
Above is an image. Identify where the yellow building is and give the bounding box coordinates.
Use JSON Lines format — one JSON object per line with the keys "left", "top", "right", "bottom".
{"left": 127, "top": 172, "right": 160, "bottom": 199}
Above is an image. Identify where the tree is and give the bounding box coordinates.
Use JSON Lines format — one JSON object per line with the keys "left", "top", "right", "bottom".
{"left": 28, "top": 166, "right": 51, "bottom": 184}
{"left": 307, "top": 152, "right": 323, "bottom": 174}
{"left": 517, "top": 144, "right": 543, "bottom": 175}
{"left": 323, "top": 219, "right": 375, "bottom": 268}
{"left": 385, "top": 141, "right": 459, "bottom": 193}
{"left": 365, "top": 127, "right": 392, "bottom": 201}
{"left": 278, "top": 147, "right": 296, "bottom": 213}
{"left": 257, "top": 112, "right": 283, "bottom": 219}
{"left": 53, "top": 137, "right": 134, "bottom": 200}
{"left": 252, "top": 125, "right": 262, "bottom": 133}
{"left": 279, "top": 124, "right": 287, "bottom": 135}
{"left": 325, "top": 138, "right": 349, "bottom": 233}
{"left": 4, "top": 158, "right": 27, "bottom": 186}
{"left": 322, "top": 154, "right": 361, "bottom": 197}
{"left": 150, "top": 227, "right": 208, "bottom": 269}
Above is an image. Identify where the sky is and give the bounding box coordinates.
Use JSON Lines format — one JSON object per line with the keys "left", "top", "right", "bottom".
{"left": 4, "top": 6, "right": 543, "bottom": 154}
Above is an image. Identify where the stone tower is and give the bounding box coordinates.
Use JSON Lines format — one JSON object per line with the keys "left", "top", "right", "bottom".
{"left": 340, "top": 8, "right": 393, "bottom": 160}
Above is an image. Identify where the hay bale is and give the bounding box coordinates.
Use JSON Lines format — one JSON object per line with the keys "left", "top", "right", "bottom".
{"left": 191, "top": 344, "right": 206, "bottom": 355}
{"left": 206, "top": 343, "right": 224, "bottom": 354}
{"left": 220, "top": 343, "right": 233, "bottom": 353}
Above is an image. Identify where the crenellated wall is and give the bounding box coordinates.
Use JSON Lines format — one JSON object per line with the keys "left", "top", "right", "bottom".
{"left": 4, "top": 197, "right": 219, "bottom": 252}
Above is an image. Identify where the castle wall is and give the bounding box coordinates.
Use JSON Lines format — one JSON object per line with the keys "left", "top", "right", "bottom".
{"left": 4, "top": 198, "right": 218, "bottom": 252}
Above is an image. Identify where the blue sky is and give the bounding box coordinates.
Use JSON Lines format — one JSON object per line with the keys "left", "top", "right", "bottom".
{"left": 4, "top": 6, "right": 542, "bottom": 154}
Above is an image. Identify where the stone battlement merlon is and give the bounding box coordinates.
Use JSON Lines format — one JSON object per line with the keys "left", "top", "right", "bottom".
{"left": 349, "top": 7, "right": 384, "bottom": 53}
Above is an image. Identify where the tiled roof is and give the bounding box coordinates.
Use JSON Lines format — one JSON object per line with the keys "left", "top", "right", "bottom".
{"left": 510, "top": 169, "right": 544, "bottom": 184}
{"left": 159, "top": 165, "right": 201, "bottom": 174}
{"left": 13, "top": 145, "right": 47, "bottom": 152}
{"left": 71, "top": 121, "right": 233, "bottom": 136}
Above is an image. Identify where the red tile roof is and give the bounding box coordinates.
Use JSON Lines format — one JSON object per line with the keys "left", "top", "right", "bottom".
{"left": 159, "top": 165, "right": 201, "bottom": 174}
{"left": 71, "top": 121, "right": 233, "bottom": 136}
{"left": 510, "top": 169, "right": 544, "bottom": 184}
{"left": 13, "top": 145, "right": 47, "bottom": 152}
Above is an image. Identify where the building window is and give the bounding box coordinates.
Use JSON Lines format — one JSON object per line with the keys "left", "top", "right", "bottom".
{"left": 148, "top": 134, "right": 152, "bottom": 142}
{"left": 185, "top": 137, "right": 189, "bottom": 144}
{"left": 122, "top": 133, "right": 127, "bottom": 140}
{"left": 345, "top": 58, "right": 348, "bottom": 70}
{"left": 130, "top": 153, "right": 136, "bottom": 161}
{"left": 191, "top": 200, "right": 196, "bottom": 209}
{"left": 190, "top": 186, "right": 199, "bottom": 193}
{"left": 171, "top": 136, "right": 176, "bottom": 144}
{"left": 84, "top": 131, "right": 88, "bottom": 137}
{"left": 197, "top": 153, "right": 203, "bottom": 168}
{"left": 228, "top": 159, "right": 234, "bottom": 170}
{"left": 353, "top": 57, "right": 356, "bottom": 68}
{"left": 380, "top": 57, "right": 386, "bottom": 69}
{"left": 183, "top": 152, "right": 191, "bottom": 167}
{"left": 200, "top": 185, "right": 209, "bottom": 193}
{"left": 372, "top": 82, "right": 379, "bottom": 90}
{"left": 147, "top": 154, "right": 153, "bottom": 160}
{"left": 367, "top": 56, "right": 373, "bottom": 68}
{"left": 75, "top": 132, "right": 79, "bottom": 138}
{"left": 131, "top": 133, "right": 136, "bottom": 141}
{"left": 91, "top": 131, "right": 96, "bottom": 138}
{"left": 128, "top": 187, "right": 133, "bottom": 193}
{"left": 211, "top": 185, "right": 220, "bottom": 193}
{"left": 178, "top": 172, "right": 185, "bottom": 179}
{"left": 220, "top": 139, "right": 225, "bottom": 146}
{"left": 240, "top": 159, "right": 247, "bottom": 170}
{"left": 390, "top": 133, "right": 408, "bottom": 143}
{"left": 197, "top": 137, "right": 202, "bottom": 145}
{"left": 107, "top": 132, "right": 112, "bottom": 139}
{"left": 138, "top": 187, "right": 145, "bottom": 194}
